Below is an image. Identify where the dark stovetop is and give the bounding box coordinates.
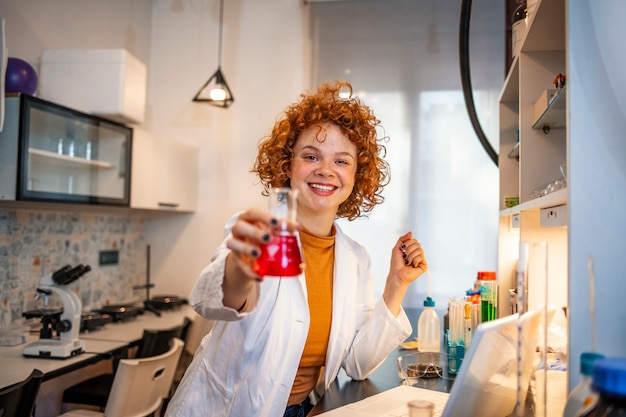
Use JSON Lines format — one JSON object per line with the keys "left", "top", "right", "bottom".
{"left": 96, "top": 304, "right": 144, "bottom": 322}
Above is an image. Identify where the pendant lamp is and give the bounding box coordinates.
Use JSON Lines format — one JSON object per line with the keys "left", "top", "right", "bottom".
{"left": 193, "top": 0, "right": 234, "bottom": 107}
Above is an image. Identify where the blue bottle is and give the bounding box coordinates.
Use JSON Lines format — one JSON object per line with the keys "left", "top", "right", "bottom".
{"left": 580, "top": 357, "right": 626, "bottom": 417}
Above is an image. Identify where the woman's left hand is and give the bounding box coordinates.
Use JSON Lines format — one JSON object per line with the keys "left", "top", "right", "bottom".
{"left": 391, "top": 231, "right": 427, "bottom": 284}
{"left": 383, "top": 231, "right": 428, "bottom": 315}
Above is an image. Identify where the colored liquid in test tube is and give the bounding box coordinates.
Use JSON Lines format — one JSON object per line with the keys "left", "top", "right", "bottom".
{"left": 478, "top": 271, "right": 498, "bottom": 322}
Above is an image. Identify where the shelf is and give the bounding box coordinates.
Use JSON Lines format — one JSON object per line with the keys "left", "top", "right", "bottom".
{"left": 500, "top": 57, "right": 520, "bottom": 103}
{"left": 532, "top": 87, "right": 566, "bottom": 130}
{"left": 508, "top": 142, "right": 520, "bottom": 161}
{"left": 29, "top": 148, "right": 113, "bottom": 169}
{"left": 499, "top": 187, "right": 567, "bottom": 217}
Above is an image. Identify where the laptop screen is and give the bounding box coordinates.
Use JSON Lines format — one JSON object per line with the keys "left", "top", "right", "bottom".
{"left": 441, "top": 309, "right": 542, "bottom": 417}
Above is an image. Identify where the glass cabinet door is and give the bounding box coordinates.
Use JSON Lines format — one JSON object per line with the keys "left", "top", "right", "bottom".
{"left": 16, "top": 95, "right": 132, "bottom": 206}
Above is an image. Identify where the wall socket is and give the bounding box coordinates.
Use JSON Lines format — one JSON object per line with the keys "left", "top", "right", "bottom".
{"left": 540, "top": 204, "right": 568, "bottom": 227}
{"left": 511, "top": 213, "right": 521, "bottom": 229}
{"left": 99, "top": 250, "right": 119, "bottom": 265}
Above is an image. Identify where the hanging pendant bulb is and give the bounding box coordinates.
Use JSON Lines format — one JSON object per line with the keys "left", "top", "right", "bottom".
{"left": 210, "top": 87, "right": 226, "bottom": 101}
{"left": 193, "top": 0, "right": 234, "bottom": 108}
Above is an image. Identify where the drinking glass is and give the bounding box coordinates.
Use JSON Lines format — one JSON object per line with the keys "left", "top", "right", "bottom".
{"left": 407, "top": 400, "right": 434, "bottom": 417}
{"left": 253, "top": 187, "right": 304, "bottom": 277}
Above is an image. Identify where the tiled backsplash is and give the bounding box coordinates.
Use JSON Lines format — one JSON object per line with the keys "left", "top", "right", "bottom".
{"left": 0, "top": 207, "right": 147, "bottom": 328}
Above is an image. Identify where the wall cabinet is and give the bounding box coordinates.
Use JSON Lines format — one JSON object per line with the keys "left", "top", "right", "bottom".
{"left": 0, "top": 96, "right": 197, "bottom": 213}
{"left": 130, "top": 128, "right": 198, "bottom": 213}
{"left": 0, "top": 94, "right": 132, "bottom": 206}
{"left": 498, "top": 0, "right": 568, "bottom": 317}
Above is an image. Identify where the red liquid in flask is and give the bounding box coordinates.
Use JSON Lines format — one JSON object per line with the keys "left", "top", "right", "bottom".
{"left": 254, "top": 234, "right": 303, "bottom": 277}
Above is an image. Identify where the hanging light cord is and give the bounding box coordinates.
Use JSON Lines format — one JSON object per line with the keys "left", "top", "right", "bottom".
{"left": 192, "top": 0, "right": 233, "bottom": 106}
{"left": 217, "top": 0, "right": 224, "bottom": 67}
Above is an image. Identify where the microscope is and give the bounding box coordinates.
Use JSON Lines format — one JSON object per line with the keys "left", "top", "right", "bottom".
{"left": 23, "top": 264, "right": 91, "bottom": 359}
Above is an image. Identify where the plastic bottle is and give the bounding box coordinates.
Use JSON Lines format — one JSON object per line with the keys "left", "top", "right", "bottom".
{"left": 563, "top": 352, "right": 605, "bottom": 417}
{"left": 579, "top": 357, "right": 626, "bottom": 417}
{"left": 417, "top": 297, "right": 440, "bottom": 352}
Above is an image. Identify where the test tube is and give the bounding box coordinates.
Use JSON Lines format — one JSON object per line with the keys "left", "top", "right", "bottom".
{"left": 478, "top": 271, "right": 498, "bottom": 322}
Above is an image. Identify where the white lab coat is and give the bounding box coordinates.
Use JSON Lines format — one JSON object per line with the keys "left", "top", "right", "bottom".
{"left": 165, "top": 217, "right": 412, "bottom": 417}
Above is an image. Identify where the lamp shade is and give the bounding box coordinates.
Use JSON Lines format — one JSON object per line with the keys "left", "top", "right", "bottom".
{"left": 192, "top": 0, "right": 234, "bottom": 108}
{"left": 193, "top": 67, "right": 234, "bottom": 108}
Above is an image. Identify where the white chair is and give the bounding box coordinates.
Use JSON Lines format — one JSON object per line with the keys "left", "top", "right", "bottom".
{"left": 58, "top": 338, "right": 184, "bottom": 417}
{"left": 62, "top": 322, "right": 189, "bottom": 412}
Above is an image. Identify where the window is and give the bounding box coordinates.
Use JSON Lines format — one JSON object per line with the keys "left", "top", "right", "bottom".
{"left": 311, "top": 0, "right": 503, "bottom": 307}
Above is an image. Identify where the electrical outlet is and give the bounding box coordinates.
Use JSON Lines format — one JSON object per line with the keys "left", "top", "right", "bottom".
{"left": 540, "top": 204, "right": 568, "bottom": 227}
{"left": 99, "top": 250, "right": 119, "bottom": 266}
{"left": 511, "top": 213, "right": 521, "bottom": 229}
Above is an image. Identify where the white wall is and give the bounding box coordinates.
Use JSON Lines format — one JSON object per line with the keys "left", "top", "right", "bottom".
{"left": 1, "top": 0, "right": 153, "bottom": 64}
{"left": 567, "top": 0, "right": 626, "bottom": 388}
{"left": 144, "top": 0, "right": 310, "bottom": 297}
{"left": 1, "top": 0, "right": 310, "bottom": 298}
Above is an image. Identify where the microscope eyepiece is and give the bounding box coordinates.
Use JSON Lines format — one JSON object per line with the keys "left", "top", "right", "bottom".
{"left": 52, "top": 264, "right": 92, "bottom": 285}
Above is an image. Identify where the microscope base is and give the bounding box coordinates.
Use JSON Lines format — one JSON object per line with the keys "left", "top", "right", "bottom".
{"left": 23, "top": 338, "right": 85, "bottom": 359}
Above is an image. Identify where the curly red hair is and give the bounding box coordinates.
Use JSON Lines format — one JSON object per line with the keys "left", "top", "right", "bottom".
{"left": 252, "top": 80, "right": 389, "bottom": 220}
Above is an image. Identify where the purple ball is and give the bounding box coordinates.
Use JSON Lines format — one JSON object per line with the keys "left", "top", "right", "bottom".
{"left": 5, "top": 57, "right": 38, "bottom": 95}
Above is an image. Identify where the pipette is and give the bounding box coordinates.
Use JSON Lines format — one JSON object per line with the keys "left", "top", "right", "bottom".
{"left": 464, "top": 302, "right": 472, "bottom": 348}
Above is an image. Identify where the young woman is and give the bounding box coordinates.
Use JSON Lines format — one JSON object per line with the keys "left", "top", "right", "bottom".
{"left": 165, "top": 81, "right": 428, "bottom": 417}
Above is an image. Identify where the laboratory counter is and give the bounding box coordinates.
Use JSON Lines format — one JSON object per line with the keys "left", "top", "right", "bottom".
{"left": 0, "top": 304, "right": 199, "bottom": 417}
{"left": 309, "top": 307, "right": 455, "bottom": 415}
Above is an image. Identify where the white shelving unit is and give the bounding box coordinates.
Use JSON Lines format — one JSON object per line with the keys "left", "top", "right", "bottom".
{"left": 498, "top": 0, "right": 568, "bottom": 318}
{"left": 500, "top": 0, "right": 626, "bottom": 395}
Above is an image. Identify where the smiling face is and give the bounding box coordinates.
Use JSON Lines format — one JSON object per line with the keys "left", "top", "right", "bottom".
{"left": 289, "top": 123, "right": 358, "bottom": 233}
